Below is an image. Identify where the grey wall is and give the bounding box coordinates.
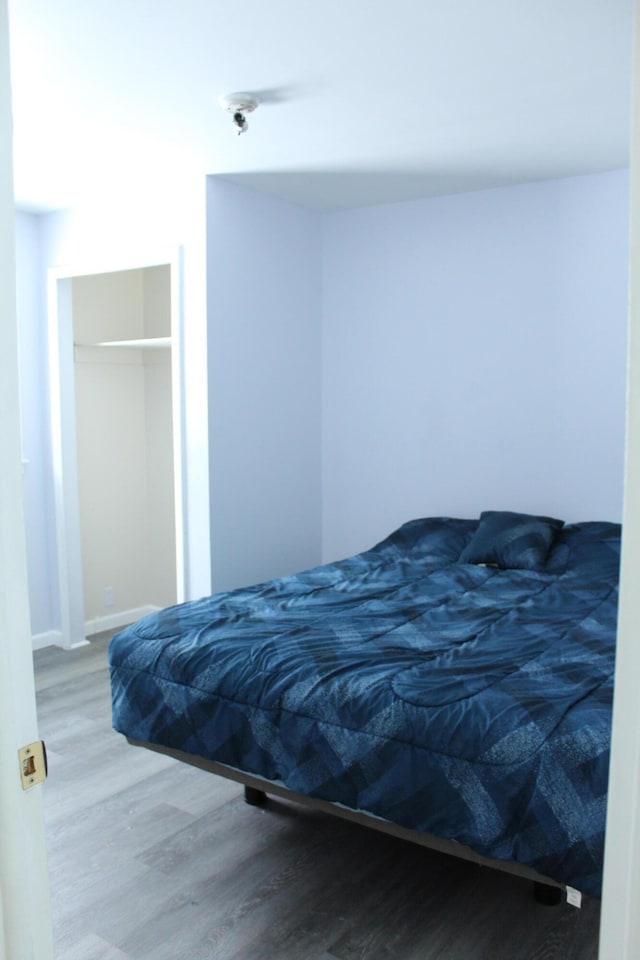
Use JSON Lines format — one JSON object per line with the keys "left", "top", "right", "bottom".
{"left": 321, "top": 170, "right": 630, "bottom": 561}
{"left": 206, "top": 178, "right": 322, "bottom": 591}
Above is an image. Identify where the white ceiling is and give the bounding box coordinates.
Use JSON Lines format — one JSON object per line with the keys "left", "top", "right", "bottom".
{"left": 8, "top": 0, "right": 634, "bottom": 213}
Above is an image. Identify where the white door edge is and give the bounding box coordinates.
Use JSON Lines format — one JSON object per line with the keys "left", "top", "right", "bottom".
{"left": 599, "top": 3, "right": 640, "bottom": 957}
{"left": 0, "top": 1, "right": 54, "bottom": 953}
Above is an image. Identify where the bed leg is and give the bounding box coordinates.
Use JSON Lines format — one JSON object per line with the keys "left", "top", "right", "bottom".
{"left": 244, "top": 785, "right": 268, "bottom": 807}
{"left": 533, "top": 882, "right": 562, "bottom": 905}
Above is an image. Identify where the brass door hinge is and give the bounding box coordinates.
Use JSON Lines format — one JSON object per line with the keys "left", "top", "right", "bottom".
{"left": 18, "top": 741, "right": 48, "bottom": 790}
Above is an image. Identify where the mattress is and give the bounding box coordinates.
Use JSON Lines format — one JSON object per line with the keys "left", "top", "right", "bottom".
{"left": 109, "top": 516, "right": 620, "bottom": 897}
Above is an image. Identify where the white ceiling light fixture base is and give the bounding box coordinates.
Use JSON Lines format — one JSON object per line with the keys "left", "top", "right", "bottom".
{"left": 218, "top": 92, "right": 259, "bottom": 135}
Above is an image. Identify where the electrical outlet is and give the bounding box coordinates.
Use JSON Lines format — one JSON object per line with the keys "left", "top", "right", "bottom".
{"left": 104, "top": 586, "right": 115, "bottom": 608}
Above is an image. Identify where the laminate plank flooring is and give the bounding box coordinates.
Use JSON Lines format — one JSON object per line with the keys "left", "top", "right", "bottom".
{"left": 34, "top": 634, "right": 601, "bottom": 960}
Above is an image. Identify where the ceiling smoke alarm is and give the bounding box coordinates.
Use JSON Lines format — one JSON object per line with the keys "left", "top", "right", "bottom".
{"left": 218, "top": 92, "right": 259, "bottom": 135}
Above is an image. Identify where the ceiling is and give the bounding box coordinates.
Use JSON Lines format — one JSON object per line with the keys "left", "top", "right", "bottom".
{"left": 8, "top": 0, "right": 634, "bottom": 213}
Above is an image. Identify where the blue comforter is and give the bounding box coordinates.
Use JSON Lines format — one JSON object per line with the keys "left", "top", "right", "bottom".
{"left": 109, "top": 517, "right": 619, "bottom": 897}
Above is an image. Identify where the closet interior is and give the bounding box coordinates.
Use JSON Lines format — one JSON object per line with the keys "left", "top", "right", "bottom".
{"left": 72, "top": 265, "right": 177, "bottom": 634}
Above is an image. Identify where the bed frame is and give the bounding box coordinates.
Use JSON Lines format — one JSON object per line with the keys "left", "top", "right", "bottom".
{"left": 127, "top": 736, "right": 565, "bottom": 905}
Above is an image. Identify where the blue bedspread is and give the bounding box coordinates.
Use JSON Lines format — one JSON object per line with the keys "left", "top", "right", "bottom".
{"left": 109, "top": 517, "right": 620, "bottom": 897}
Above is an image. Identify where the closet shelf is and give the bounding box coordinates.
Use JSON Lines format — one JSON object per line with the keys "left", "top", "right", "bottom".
{"left": 75, "top": 337, "right": 172, "bottom": 350}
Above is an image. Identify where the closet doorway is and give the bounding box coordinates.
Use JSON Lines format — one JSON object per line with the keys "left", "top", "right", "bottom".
{"left": 48, "top": 253, "right": 185, "bottom": 649}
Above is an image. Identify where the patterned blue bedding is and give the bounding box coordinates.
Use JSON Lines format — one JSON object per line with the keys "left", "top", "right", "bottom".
{"left": 109, "top": 517, "right": 619, "bottom": 897}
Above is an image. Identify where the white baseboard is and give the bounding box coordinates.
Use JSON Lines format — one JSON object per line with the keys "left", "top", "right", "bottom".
{"left": 32, "top": 630, "right": 64, "bottom": 651}
{"left": 84, "top": 605, "right": 161, "bottom": 637}
{"left": 31, "top": 607, "right": 161, "bottom": 650}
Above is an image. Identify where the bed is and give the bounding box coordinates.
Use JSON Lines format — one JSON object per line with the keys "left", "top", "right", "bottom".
{"left": 108, "top": 511, "right": 619, "bottom": 901}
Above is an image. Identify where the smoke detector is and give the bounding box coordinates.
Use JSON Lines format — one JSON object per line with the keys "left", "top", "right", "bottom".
{"left": 218, "top": 92, "right": 259, "bottom": 135}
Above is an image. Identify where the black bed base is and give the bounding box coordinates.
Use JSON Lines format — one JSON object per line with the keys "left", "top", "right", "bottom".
{"left": 126, "top": 736, "right": 565, "bottom": 905}
{"left": 244, "top": 784, "right": 268, "bottom": 807}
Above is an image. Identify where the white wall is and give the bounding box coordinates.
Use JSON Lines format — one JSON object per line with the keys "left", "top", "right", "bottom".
{"left": 38, "top": 180, "right": 210, "bottom": 617}
{"left": 74, "top": 343, "right": 150, "bottom": 621}
{"left": 206, "top": 178, "right": 322, "bottom": 591}
{"left": 72, "top": 268, "right": 145, "bottom": 343}
{"left": 73, "top": 267, "right": 176, "bottom": 625}
{"left": 143, "top": 266, "right": 176, "bottom": 608}
{"left": 18, "top": 176, "right": 324, "bottom": 634}
{"left": 322, "top": 170, "right": 630, "bottom": 560}
{"left": 143, "top": 263, "right": 171, "bottom": 338}
{"left": 14, "top": 211, "right": 59, "bottom": 641}
{"left": 16, "top": 168, "right": 630, "bottom": 630}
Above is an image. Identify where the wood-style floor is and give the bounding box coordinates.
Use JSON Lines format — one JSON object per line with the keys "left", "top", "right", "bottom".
{"left": 34, "top": 634, "right": 601, "bottom": 960}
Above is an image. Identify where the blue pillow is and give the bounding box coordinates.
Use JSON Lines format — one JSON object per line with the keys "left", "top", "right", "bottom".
{"left": 459, "top": 511, "right": 563, "bottom": 571}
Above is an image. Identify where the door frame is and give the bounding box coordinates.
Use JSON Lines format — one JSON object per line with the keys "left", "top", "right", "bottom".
{"left": 598, "top": 3, "right": 640, "bottom": 955}
{"left": 47, "top": 249, "right": 186, "bottom": 649}
{"left": 1, "top": 0, "right": 54, "bottom": 952}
